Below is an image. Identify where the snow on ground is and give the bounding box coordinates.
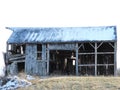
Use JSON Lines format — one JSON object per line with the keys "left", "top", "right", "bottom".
{"left": 0, "top": 76, "right": 32, "bottom": 90}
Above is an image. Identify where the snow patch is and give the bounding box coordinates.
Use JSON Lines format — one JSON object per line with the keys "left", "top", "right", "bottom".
{"left": 0, "top": 76, "right": 31, "bottom": 90}
{"left": 26, "top": 75, "right": 35, "bottom": 80}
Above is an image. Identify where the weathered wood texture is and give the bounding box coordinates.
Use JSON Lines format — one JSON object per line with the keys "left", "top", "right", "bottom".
{"left": 25, "top": 44, "right": 47, "bottom": 76}
{"left": 49, "top": 43, "right": 76, "bottom": 50}
{"left": 9, "top": 62, "right": 18, "bottom": 75}
{"left": 75, "top": 43, "right": 78, "bottom": 75}
{"left": 95, "top": 43, "right": 97, "bottom": 76}
{"left": 47, "top": 44, "right": 50, "bottom": 75}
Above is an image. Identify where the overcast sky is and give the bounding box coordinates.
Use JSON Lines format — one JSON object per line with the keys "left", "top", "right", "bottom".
{"left": 0, "top": 0, "right": 120, "bottom": 68}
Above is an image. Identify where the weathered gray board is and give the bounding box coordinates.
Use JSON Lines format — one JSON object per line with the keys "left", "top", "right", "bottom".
{"left": 48, "top": 43, "right": 76, "bottom": 50}
{"left": 25, "top": 44, "right": 47, "bottom": 76}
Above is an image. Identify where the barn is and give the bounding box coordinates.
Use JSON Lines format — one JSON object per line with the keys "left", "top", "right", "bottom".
{"left": 6, "top": 26, "right": 117, "bottom": 76}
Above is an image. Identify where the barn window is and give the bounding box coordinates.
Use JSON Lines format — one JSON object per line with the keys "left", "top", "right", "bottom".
{"left": 8, "top": 44, "right": 26, "bottom": 55}
{"left": 37, "top": 44, "right": 42, "bottom": 60}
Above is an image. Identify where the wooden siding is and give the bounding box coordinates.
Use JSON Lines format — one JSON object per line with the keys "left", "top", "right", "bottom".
{"left": 49, "top": 43, "right": 76, "bottom": 50}
{"left": 25, "top": 44, "right": 47, "bottom": 76}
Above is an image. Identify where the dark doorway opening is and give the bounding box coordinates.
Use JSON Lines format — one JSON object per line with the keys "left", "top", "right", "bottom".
{"left": 49, "top": 50, "right": 76, "bottom": 75}
{"left": 17, "top": 62, "right": 25, "bottom": 72}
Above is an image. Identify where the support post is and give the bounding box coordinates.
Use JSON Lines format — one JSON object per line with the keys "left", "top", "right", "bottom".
{"left": 95, "top": 43, "right": 97, "bottom": 76}
{"left": 5, "top": 43, "right": 9, "bottom": 76}
{"left": 76, "top": 43, "right": 78, "bottom": 76}
{"left": 6, "top": 43, "right": 9, "bottom": 64}
{"left": 114, "top": 42, "right": 117, "bottom": 76}
{"left": 47, "top": 44, "right": 50, "bottom": 75}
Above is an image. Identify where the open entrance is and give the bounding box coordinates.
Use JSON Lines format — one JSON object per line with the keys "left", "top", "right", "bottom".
{"left": 49, "top": 50, "right": 76, "bottom": 75}
{"left": 17, "top": 62, "right": 25, "bottom": 72}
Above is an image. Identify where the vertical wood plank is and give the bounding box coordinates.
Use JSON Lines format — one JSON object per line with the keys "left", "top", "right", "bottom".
{"left": 114, "top": 42, "right": 117, "bottom": 76}
{"left": 47, "top": 44, "right": 49, "bottom": 75}
{"left": 42, "top": 44, "right": 47, "bottom": 75}
{"left": 6, "top": 43, "right": 9, "bottom": 64}
{"left": 95, "top": 42, "right": 97, "bottom": 76}
{"left": 76, "top": 43, "right": 78, "bottom": 76}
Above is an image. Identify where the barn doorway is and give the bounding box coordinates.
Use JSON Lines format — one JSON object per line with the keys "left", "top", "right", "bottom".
{"left": 17, "top": 62, "right": 25, "bottom": 72}
{"left": 49, "top": 50, "right": 76, "bottom": 75}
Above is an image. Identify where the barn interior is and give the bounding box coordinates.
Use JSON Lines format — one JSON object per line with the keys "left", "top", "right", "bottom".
{"left": 47, "top": 42, "right": 115, "bottom": 76}
{"left": 78, "top": 42, "right": 114, "bottom": 76}
{"left": 49, "top": 50, "right": 76, "bottom": 75}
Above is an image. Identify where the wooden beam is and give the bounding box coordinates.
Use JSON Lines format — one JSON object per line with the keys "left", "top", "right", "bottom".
{"left": 97, "top": 52, "right": 114, "bottom": 54}
{"left": 78, "top": 52, "right": 114, "bottom": 55}
{"left": 89, "top": 42, "right": 95, "bottom": 49}
{"left": 114, "top": 42, "right": 117, "bottom": 76}
{"left": 97, "top": 64, "right": 114, "bottom": 66}
{"left": 78, "top": 52, "right": 95, "bottom": 55}
{"left": 76, "top": 43, "right": 78, "bottom": 76}
{"left": 47, "top": 44, "right": 50, "bottom": 75}
{"left": 9, "top": 55, "right": 25, "bottom": 61}
{"left": 6, "top": 43, "right": 9, "bottom": 64}
{"left": 108, "top": 42, "right": 114, "bottom": 48}
{"left": 78, "top": 43, "right": 84, "bottom": 50}
{"left": 14, "top": 60, "right": 25, "bottom": 63}
{"left": 78, "top": 64, "right": 95, "bottom": 66}
{"left": 97, "top": 42, "right": 103, "bottom": 49}
{"left": 95, "top": 42, "right": 97, "bottom": 76}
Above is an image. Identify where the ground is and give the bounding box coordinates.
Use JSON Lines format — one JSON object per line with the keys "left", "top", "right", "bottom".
{"left": 17, "top": 73, "right": 120, "bottom": 90}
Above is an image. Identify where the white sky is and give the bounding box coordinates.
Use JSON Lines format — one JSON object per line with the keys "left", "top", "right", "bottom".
{"left": 0, "top": 0, "right": 120, "bottom": 68}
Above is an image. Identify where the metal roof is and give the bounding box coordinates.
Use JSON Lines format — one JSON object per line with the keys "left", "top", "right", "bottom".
{"left": 7, "top": 26, "right": 117, "bottom": 44}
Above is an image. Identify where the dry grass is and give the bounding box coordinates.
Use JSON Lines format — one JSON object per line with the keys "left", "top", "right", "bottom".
{"left": 17, "top": 76, "right": 120, "bottom": 90}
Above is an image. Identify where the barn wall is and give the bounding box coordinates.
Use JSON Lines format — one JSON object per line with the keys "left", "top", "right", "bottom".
{"left": 49, "top": 43, "right": 76, "bottom": 50}
{"left": 25, "top": 44, "right": 47, "bottom": 76}
{"left": 24, "top": 42, "right": 116, "bottom": 76}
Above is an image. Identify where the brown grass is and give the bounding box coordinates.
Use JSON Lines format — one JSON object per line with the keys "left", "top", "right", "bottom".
{"left": 17, "top": 76, "right": 120, "bottom": 90}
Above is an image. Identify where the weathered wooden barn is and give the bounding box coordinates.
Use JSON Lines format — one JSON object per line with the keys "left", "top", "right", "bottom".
{"left": 6, "top": 26, "right": 117, "bottom": 76}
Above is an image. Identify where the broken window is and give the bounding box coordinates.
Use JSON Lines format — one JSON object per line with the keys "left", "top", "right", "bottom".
{"left": 8, "top": 44, "right": 26, "bottom": 55}
{"left": 37, "top": 44, "right": 42, "bottom": 60}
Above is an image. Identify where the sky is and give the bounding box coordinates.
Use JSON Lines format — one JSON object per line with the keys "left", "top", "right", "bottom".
{"left": 0, "top": 0, "right": 120, "bottom": 68}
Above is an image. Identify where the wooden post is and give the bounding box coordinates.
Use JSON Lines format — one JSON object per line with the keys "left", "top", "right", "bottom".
{"left": 6, "top": 43, "right": 9, "bottom": 63}
{"left": 47, "top": 44, "right": 50, "bottom": 75}
{"left": 76, "top": 43, "right": 78, "bottom": 76}
{"left": 95, "top": 42, "right": 97, "bottom": 76}
{"left": 114, "top": 42, "right": 117, "bottom": 76}
{"left": 5, "top": 43, "right": 9, "bottom": 76}
{"left": 42, "top": 44, "right": 47, "bottom": 75}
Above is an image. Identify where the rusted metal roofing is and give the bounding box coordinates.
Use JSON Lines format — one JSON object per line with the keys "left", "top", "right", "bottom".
{"left": 7, "top": 26, "right": 117, "bottom": 44}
